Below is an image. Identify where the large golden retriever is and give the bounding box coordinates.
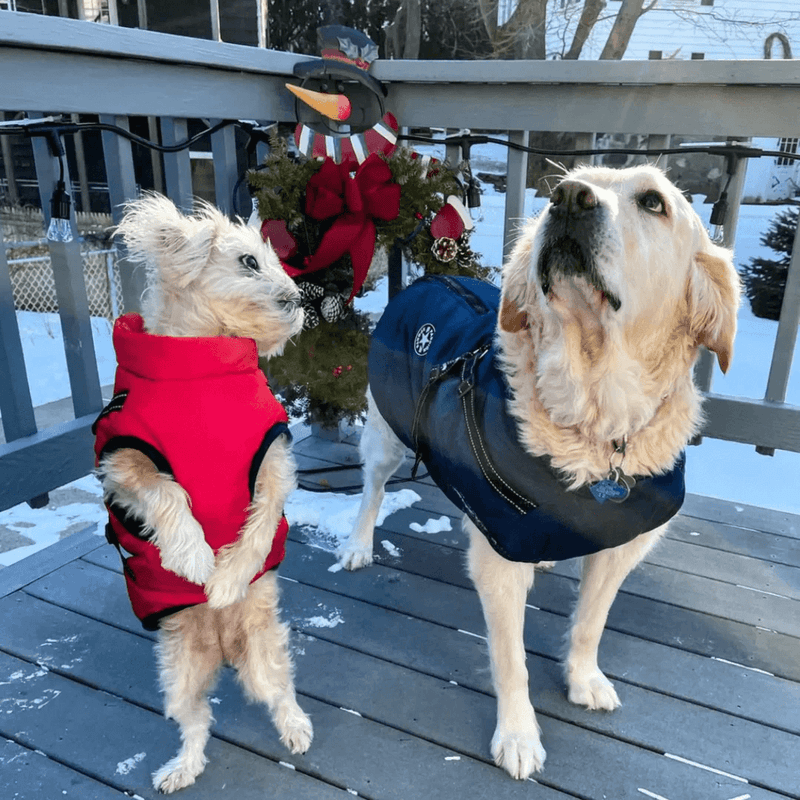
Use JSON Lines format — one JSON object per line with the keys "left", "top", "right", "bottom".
{"left": 337, "top": 165, "right": 740, "bottom": 779}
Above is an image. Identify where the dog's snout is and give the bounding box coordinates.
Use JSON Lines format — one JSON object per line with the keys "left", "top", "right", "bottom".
{"left": 551, "top": 180, "right": 599, "bottom": 215}
{"left": 278, "top": 290, "right": 301, "bottom": 311}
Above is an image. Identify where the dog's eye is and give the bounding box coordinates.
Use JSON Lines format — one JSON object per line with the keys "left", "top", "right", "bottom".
{"left": 240, "top": 254, "right": 260, "bottom": 273}
{"left": 638, "top": 191, "right": 666, "bottom": 216}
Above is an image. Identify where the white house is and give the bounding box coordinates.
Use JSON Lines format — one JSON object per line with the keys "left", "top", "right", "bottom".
{"left": 540, "top": 0, "right": 800, "bottom": 201}
{"left": 554, "top": 0, "right": 799, "bottom": 62}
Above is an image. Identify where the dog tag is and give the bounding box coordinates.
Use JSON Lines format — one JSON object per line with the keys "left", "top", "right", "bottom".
{"left": 615, "top": 468, "right": 636, "bottom": 492}
{"left": 590, "top": 478, "right": 629, "bottom": 504}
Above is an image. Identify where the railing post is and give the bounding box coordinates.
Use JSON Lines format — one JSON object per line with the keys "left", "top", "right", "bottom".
{"left": 694, "top": 142, "right": 749, "bottom": 396}
{"left": 573, "top": 132, "right": 596, "bottom": 167}
{"left": 210, "top": 120, "right": 238, "bottom": 216}
{"left": 756, "top": 212, "right": 800, "bottom": 456}
{"left": 30, "top": 118, "right": 103, "bottom": 420}
{"left": 0, "top": 242, "right": 38, "bottom": 443}
{"left": 100, "top": 113, "right": 145, "bottom": 314}
{"left": 0, "top": 112, "right": 19, "bottom": 206}
{"left": 161, "top": 117, "right": 194, "bottom": 213}
{"left": 503, "top": 130, "right": 529, "bottom": 264}
{"left": 648, "top": 133, "right": 671, "bottom": 170}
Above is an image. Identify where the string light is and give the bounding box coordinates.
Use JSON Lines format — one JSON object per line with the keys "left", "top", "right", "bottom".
{"left": 1, "top": 116, "right": 797, "bottom": 236}
{"left": 44, "top": 130, "right": 74, "bottom": 243}
{"left": 46, "top": 178, "right": 74, "bottom": 243}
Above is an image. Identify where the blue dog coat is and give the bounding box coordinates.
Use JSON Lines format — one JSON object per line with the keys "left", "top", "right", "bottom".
{"left": 369, "top": 275, "right": 685, "bottom": 563}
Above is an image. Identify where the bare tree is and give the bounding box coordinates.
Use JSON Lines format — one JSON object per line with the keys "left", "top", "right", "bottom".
{"left": 386, "top": 0, "right": 422, "bottom": 59}
{"left": 563, "top": 0, "right": 605, "bottom": 60}
{"left": 478, "top": 0, "right": 655, "bottom": 61}
{"left": 478, "top": 0, "right": 548, "bottom": 59}
{"left": 598, "top": 0, "right": 657, "bottom": 59}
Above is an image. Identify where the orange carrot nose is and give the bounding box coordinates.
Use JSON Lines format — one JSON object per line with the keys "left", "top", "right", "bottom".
{"left": 286, "top": 84, "right": 352, "bottom": 122}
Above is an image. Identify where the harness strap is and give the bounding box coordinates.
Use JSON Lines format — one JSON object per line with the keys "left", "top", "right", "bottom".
{"left": 410, "top": 357, "right": 462, "bottom": 478}
{"left": 458, "top": 346, "right": 537, "bottom": 515}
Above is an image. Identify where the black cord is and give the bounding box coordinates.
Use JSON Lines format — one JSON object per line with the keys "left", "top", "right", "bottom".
{"left": 396, "top": 131, "right": 800, "bottom": 163}
{"left": 4, "top": 116, "right": 799, "bottom": 163}
{"left": 295, "top": 461, "right": 430, "bottom": 493}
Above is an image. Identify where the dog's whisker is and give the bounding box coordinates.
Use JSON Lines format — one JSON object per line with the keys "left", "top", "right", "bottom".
{"left": 545, "top": 158, "right": 569, "bottom": 175}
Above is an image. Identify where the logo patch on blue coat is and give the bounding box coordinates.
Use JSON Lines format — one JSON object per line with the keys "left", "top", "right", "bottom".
{"left": 414, "top": 323, "right": 436, "bottom": 356}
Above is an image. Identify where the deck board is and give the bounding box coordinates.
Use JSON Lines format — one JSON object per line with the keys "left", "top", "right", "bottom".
{"left": 1, "top": 431, "right": 798, "bottom": 800}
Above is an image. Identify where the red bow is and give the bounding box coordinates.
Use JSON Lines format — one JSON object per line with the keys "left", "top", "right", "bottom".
{"left": 302, "top": 154, "right": 401, "bottom": 303}
{"left": 261, "top": 219, "right": 298, "bottom": 273}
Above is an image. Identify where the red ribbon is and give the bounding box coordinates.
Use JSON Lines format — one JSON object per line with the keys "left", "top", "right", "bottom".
{"left": 261, "top": 219, "right": 298, "bottom": 273}
{"left": 301, "top": 154, "right": 401, "bottom": 303}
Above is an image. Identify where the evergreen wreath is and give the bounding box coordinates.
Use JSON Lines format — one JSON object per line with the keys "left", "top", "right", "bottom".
{"left": 248, "top": 135, "right": 490, "bottom": 428}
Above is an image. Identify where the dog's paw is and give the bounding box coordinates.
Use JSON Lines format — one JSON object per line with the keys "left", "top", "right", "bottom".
{"left": 278, "top": 707, "right": 314, "bottom": 755}
{"left": 567, "top": 668, "right": 621, "bottom": 711}
{"left": 337, "top": 542, "right": 373, "bottom": 571}
{"left": 159, "top": 524, "right": 215, "bottom": 585}
{"left": 491, "top": 723, "right": 546, "bottom": 780}
{"left": 152, "top": 753, "right": 207, "bottom": 794}
{"left": 533, "top": 560, "right": 556, "bottom": 571}
{"left": 204, "top": 570, "right": 248, "bottom": 609}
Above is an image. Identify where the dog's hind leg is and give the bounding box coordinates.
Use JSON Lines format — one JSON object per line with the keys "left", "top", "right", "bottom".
{"left": 466, "top": 519, "right": 544, "bottom": 779}
{"left": 565, "top": 524, "right": 667, "bottom": 711}
{"left": 338, "top": 390, "right": 406, "bottom": 571}
{"left": 152, "top": 606, "right": 222, "bottom": 794}
{"left": 222, "top": 573, "right": 313, "bottom": 755}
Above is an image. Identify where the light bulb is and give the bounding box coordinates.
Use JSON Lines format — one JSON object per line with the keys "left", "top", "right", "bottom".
{"left": 46, "top": 217, "right": 74, "bottom": 243}
{"left": 47, "top": 180, "right": 74, "bottom": 243}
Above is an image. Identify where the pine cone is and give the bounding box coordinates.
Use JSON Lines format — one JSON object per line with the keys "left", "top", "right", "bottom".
{"left": 320, "top": 294, "right": 345, "bottom": 323}
{"left": 302, "top": 304, "right": 320, "bottom": 329}
{"left": 299, "top": 282, "right": 325, "bottom": 302}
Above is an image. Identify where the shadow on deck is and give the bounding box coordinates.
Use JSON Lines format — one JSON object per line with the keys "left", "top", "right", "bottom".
{"left": 1, "top": 428, "right": 798, "bottom": 800}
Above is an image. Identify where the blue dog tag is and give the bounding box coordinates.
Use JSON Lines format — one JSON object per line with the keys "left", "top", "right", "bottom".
{"left": 590, "top": 478, "right": 630, "bottom": 504}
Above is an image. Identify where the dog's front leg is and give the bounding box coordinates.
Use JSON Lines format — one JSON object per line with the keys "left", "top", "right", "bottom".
{"left": 565, "top": 524, "right": 666, "bottom": 710}
{"left": 338, "top": 392, "right": 406, "bottom": 571}
{"left": 466, "top": 520, "right": 545, "bottom": 779}
{"left": 98, "top": 449, "right": 215, "bottom": 584}
{"left": 204, "top": 435, "right": 295, "bottom": 609}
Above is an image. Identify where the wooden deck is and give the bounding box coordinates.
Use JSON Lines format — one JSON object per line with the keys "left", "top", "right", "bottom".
{"left": 1, "top": 429, "right": 799, "bottom": 800}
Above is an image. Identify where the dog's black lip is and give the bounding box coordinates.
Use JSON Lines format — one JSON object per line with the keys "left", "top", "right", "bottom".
{"left": 538, "top": 237, "right": 621, "bottom": 312}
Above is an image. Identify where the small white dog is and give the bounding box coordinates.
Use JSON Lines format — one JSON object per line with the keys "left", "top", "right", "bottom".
{"left": 94, "top": 194, "right": 311, "bottom": 792}
{"left": 338, "top": 165, "right": 740, "bottom": 779}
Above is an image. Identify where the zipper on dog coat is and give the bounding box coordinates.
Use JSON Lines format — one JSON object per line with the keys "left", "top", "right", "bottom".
{"left": 370, "top": 275, "right": 686, "bottom": 563}
{"left": 94, "top": 313, "right": 291, "bottom": 630}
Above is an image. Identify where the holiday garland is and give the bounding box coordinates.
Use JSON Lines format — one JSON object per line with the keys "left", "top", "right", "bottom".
{"left": 249, "top": 135, "right": 490, "bottom": 427}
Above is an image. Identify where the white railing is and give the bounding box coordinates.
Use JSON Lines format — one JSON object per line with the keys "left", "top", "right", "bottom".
{"left": 1, "top": 11, "right": 798, "bottom": 511}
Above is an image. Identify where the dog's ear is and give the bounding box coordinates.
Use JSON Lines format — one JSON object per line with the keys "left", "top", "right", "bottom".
{"left": 499, "top": 235, "right": 534, "bottom": 333}
{"left": 500, "top": 298, "right": 529, "bottom": 333}
{"left": 687, "top": 235, "right": 741, "bottom": 374}
{"left": 116, "top": 194, "right": 216, "bottom": 289}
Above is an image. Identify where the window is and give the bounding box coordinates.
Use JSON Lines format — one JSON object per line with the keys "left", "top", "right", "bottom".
{"left": 776, "top": 138, "right": 799, "bottom": 167}
{"left": 649, "top": 51, "right": 663, "bottom": 60}
{"left": 691, "top": 52, "right": 705, "bottom": 60}
{"left": 701, "top": 0, "right": 714, "bottom": 6}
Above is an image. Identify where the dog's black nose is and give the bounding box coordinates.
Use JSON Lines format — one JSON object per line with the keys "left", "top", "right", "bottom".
{"left": 278, "top": 292, "right": 301, "bottom": 311}
{"left": 550, "top": 180, "right": 598, "bottom": 215}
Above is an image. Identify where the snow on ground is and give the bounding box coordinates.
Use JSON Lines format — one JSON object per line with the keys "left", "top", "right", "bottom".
{"left": 287, "top": 488, "right": 421, "bottom": 554}
{"left": 0, "top": 475, "right": 107, "bottom": 568}
{"left": 1, "top": 140, "right": 799, "bottom": 570}
{"left": 409, "top": 516, "right": 453, "bottom": 535}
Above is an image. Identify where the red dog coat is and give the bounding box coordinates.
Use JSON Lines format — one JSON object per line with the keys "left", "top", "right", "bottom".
{"left": 94, "top": 313, "right": 290, "bottom": 630}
